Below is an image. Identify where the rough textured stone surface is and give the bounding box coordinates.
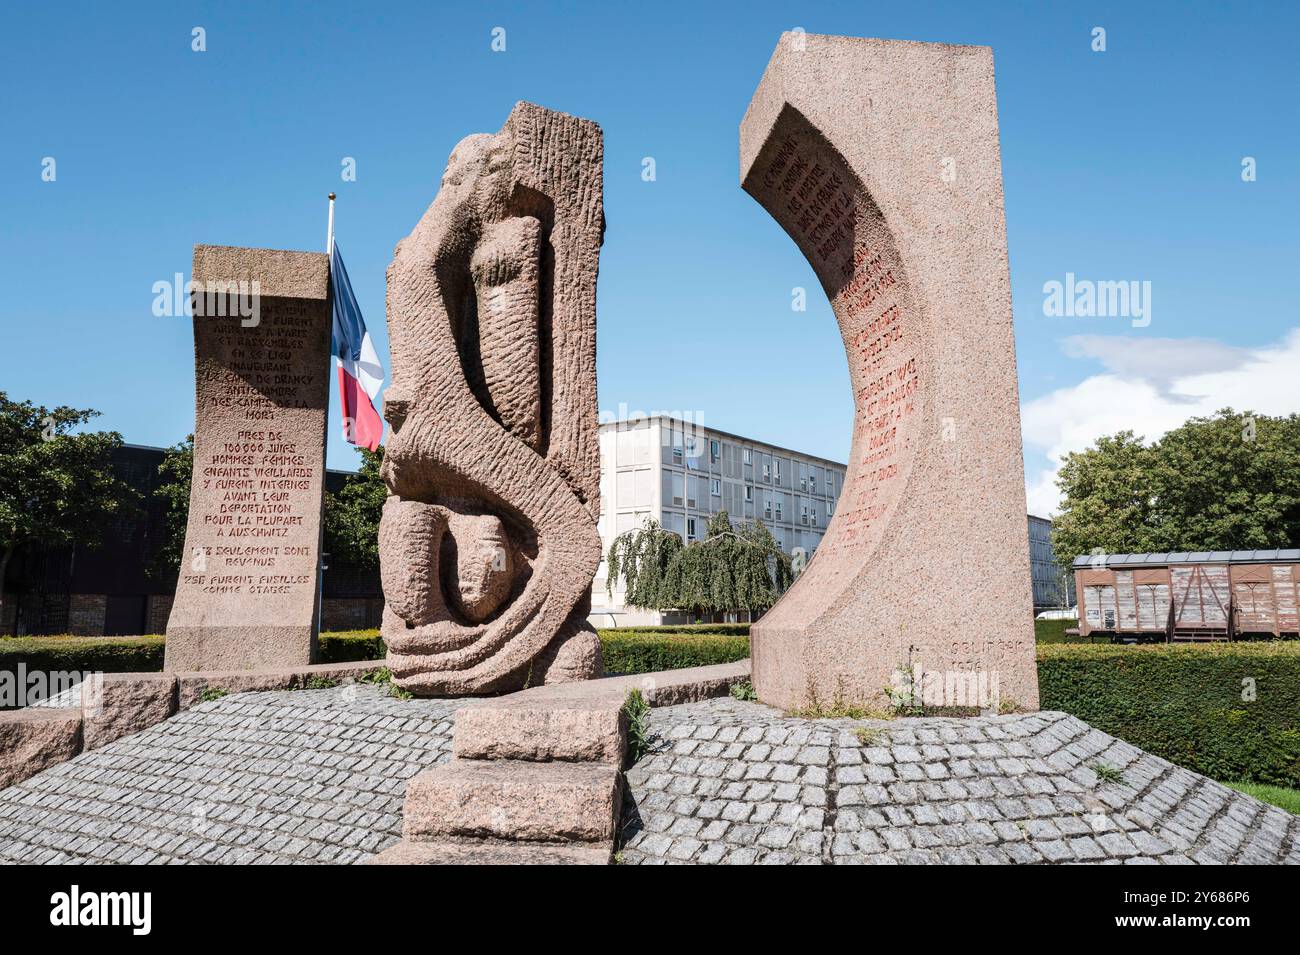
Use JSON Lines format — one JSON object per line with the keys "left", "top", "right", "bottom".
{"left": 82, "top": 673, "right": 177, "bottom": 751}
{"left": 0, "top": 709, "right": 83, "bottom": 791}
{"left": 175, "top": 660, "right": 380, "bottom": 710}
{"left": 741, "top": 35, "right": 1038, "bottom": 712}
{"left": 453, "top": 698, "right": 626, "bottom": 763}
{"left": 404, "top": 758, "right": 620, "bottom": 843}
{"left": 165, "top": 245, "right": 331, "bottom": 672}
{"left": 620, "top": 699, "right": 1300, "bottom": 865}
{"left": 379, "top": 101, "right": 605, "bottom": 696}
{"left": 506, "top": 660, "right": 752, "bottom": 709}
{"left": 366, "top": 838, "right": 611, "bottom": 865}
{"left": 0, "top": 687, "right": 456, "bottom": 864}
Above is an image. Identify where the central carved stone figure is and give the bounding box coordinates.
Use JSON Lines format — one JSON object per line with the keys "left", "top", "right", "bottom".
{"left": 379, "top": 102, "right": 605, "bottom": 695}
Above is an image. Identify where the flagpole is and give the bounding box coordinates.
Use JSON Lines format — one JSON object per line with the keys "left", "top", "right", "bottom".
{"left": 320, "top": 192, "right": 335, "bottom": 638}
{"left": 326, "top": 192, "right": 336, "bottom": 256}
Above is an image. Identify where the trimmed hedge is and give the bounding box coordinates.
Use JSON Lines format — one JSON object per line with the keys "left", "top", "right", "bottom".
{"left": 0, "top": 630, "right": 384, "bottom": 681}
{"left": 6, "top": 628, "right": 1295, "bottom": 788}
{"left": 598, "top": 628, "right": 750, "bottom": 675}
{"left": 603, "top": 624, "right": 751, "bottom": 637}
{"left": 0, "top": 635, "right": 166, "bottom": 677}
{"left": 317, "top": 630, "right": 386, "bottom": 663}
{"left": 1037, "top": 641, "right": 1300, "bottom": 788}
{"left": 0, "top": 627, "right": 749, "bottom": 679}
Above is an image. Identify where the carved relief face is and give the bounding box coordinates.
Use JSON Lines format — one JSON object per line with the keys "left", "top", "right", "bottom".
{"left": 444, "top": 513, "right": 515, "bottom": 623}
{"left": 440, "top": 133, "right": 513, "bottom": 221}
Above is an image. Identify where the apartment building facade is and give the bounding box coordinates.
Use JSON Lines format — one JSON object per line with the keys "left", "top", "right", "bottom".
{"left": 592, "top": 416, "right": 846, "bottom": 626}
{"left": 591, "top": 416, "right": 1066, "bottom": 627}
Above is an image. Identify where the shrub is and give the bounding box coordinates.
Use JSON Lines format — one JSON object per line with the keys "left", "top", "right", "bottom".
{"left": 317, "top": 630, "right": 386, "bottom": 663}
{"left": 599, "top": 623, "right": 750, "bottom": 637}
{"left": 0, "top": 634, "right": 165, "bottom": 680}
{"left": 1037, "top": 641, "right": 1300, "bottom": 787}
{"left": 623, "top": 689, "right": 651, "bottom": 766}
{"left": 598, "top": 628, "right": 750, "bottom": 674}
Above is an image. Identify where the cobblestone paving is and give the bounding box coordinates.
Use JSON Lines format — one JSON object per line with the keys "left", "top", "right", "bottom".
{"left": 0, "top": 687, "right": 459, "bottom": 864}
{"left": 620, "top": 699, "right": 1300, "bottom": 865}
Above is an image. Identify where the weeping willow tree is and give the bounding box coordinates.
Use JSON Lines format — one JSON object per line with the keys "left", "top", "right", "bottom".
{"left": 606, "top": 511, "right": 793, "bottom": 617}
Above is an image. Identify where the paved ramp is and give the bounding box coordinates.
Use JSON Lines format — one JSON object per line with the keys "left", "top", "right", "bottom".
{"left": 0, "top": 687, "right": 459, "bottom": 864}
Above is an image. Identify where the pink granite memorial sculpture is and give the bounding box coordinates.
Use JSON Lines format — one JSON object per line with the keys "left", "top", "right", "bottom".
{"left": 742, "top": 35, "right": 1040, "bottom": 712}
{"left": 379, "top": 102, "right": 605, "bottom": 696}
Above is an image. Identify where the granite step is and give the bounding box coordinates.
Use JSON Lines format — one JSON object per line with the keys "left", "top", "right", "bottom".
{"left": 404, "top": 758, "right": 621, "bottom": 843}
{"left": 452, "top": 697, "right": 626, "bottom": 763}
{"left": 366, "top": 838, "right": 612, "bottom": 865}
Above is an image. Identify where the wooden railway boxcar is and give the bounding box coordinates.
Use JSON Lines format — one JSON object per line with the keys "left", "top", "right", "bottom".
{"left": 1072, "top": 550, "right": 1300, "bottom": 641}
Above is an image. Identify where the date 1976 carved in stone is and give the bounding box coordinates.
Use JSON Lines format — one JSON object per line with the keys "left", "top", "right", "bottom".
{"left": 379, "top": 102, "right": 605, "bottom": 696}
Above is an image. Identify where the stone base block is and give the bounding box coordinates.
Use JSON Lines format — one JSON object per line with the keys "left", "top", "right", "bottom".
{"left": 164, "top": 625, "right": 315, "bottom": 673}
{"left": 365, "top": 838, "right": 612, "bottom": 865}
{"left": 453, "top": 698, "right": 626, "bottom": 763}
{"left": 0, "top": 709, "right": 83, "bottom": 790}
{"left": 175, "top": 660, "right": 379, "bottom": 710}
{"left": 404, "top": 759, "right": 621, "bottom": 843}
{"left": 83, "top": 672, "right": 178, "bottom": 751}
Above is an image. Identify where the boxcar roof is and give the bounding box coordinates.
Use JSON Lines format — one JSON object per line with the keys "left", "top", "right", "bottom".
{"left": 1071, "top": 549, "right": 1300, "bottom": 569}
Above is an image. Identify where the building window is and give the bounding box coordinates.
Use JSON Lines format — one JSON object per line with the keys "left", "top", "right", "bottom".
{"left": 744, "top": 485, "right": 752, "bottom": 502}
{"left": 774, "top": 462, "right": 782, "bottom": 486}
{"left": 762, "top": 462, "right": 771, "bottom": 482}
{"left": 687, "top": 517, "right": 697, "bottom": 540}
{"left": 764, "top": 500, "right": 772, "bottom": 520}
{"left": 775, "top": 501, "right": 783, "bottom": 520}
{"left": 710, "top": 478, "right": 721, "bottom": 496}
{"left": 811, "top": 506, "right": 817, "bottom": 523}
{"left": 827, "top": 501, "right": 835, "bottom": 516}
{"left": 743, "top": 448, "right": 752, "bottom": 465}
{"left": 672, "top": 445, "right": 683, "bottom": 463}
{"left": 710, "top": 440, "right": 720, "bottom": 463}
{"left": 801, "top": 504, "right": 809, "bottom": 525}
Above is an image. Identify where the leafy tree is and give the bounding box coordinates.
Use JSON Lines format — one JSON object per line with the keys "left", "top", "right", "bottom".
{"left": 323, "top": 447, "right": 386, "bottom": 570}
{"left": 607, "top": 510, "right": 793, "bottom": 618}
{"left": 0, "top": 392, "right": 138, "bottom": 624}
{"left": 1052, "top": 409, "right": 1300, "bottom": 566}
{"left": 152, "top": 435, "right": 193, "bottom": 579}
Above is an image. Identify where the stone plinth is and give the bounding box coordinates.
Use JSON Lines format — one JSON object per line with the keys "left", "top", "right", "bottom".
{"left": 741, "top": 35, "right": 1039, "bottom": 712}
{"left": 165, "top": 245, "right": 331, "bottom": 672}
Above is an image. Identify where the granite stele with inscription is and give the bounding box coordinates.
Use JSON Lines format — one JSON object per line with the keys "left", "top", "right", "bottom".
{"left": 165, "top": 245, "right": 331, "bottom": 671}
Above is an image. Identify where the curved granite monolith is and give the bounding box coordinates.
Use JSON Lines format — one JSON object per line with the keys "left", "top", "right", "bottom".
{"left": 379, "top": 101, "right": 605, "bottom": 696}
{"left": 742, "top": 34, "right": 1039, "bottom": 713}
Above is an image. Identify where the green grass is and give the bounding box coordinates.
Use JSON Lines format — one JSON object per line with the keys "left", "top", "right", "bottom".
{"left": 622, "top": 689, "right": 651, "bottom": 767}
{"left": 1223, "top": 781, "right": 1300, "bottom": 815}
{"left": 1089, "top": 761, "right": 1127, "bottom": 786}
{"left": 1034, "top": 618, "right": 1083, "bottom": 644}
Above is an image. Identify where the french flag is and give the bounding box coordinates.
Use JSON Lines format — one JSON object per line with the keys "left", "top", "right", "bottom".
{"left": 329, "top": 243, "right": 385, "bottom": 451}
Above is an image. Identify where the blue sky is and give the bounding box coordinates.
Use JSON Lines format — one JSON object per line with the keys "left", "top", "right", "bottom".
{"left": 2, "top": 1, "right": 1297, "bottom": 514}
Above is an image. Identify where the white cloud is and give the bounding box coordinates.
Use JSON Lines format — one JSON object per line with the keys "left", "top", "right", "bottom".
{"left": 1021, "top": 329, "right": 1300, "bottom": 517}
